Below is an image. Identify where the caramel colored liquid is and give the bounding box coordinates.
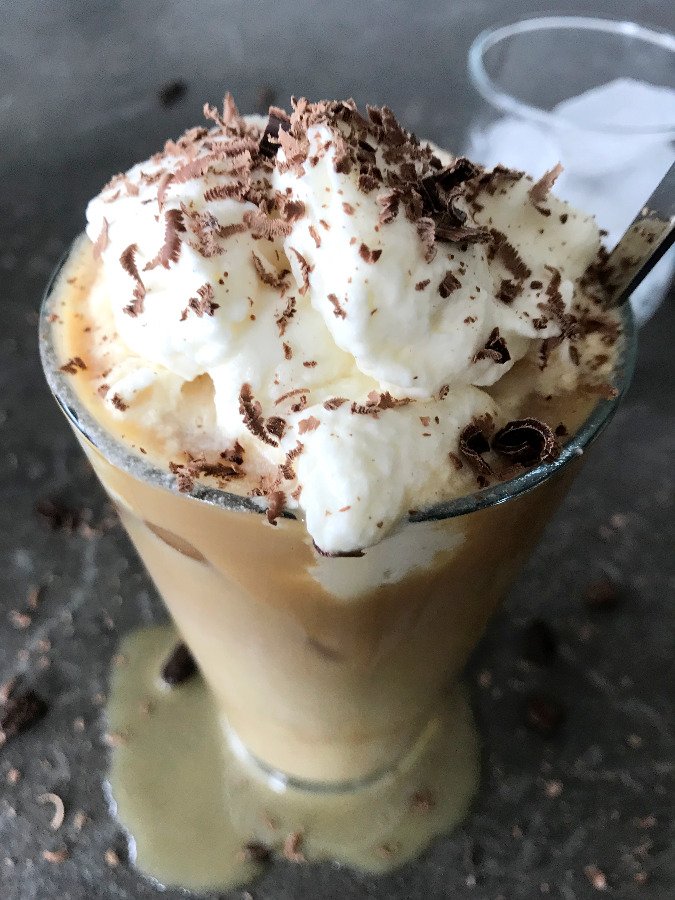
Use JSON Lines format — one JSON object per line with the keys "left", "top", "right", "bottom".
{"left": 46, "top": 238, "right": 599, "bottom": 890}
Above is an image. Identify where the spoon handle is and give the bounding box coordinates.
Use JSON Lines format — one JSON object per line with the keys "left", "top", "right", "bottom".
{"left": 604, "top": 161, "right": 675, "bottom": 307}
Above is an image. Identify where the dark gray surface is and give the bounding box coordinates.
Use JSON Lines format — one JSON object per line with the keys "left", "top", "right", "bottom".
{"left": 0, "top": 2, "right": 673, "bottom": 898}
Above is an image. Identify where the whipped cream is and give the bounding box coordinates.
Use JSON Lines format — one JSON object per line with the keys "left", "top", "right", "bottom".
{"left": 75, "top": 96, "right": 618, "bottom": 553}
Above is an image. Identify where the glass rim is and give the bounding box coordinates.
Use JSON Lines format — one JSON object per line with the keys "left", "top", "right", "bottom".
{"left": 39, "top": 245, "right": 637, "bottom": 527}
{"left": 468, "top": 15, "right": 675, "bottom": 137}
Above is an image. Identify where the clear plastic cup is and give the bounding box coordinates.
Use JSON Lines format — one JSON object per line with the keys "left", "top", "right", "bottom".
{"left": 466, "top": 16, "right": 675, "bottom": 324}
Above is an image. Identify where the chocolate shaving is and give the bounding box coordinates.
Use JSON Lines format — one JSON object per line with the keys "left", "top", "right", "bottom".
{"left": 203, "top": 181, "right": 250, "bottom": 202}
{"left": 161, "top": 642, "right": 198, "bottom": 686}
{"left": 239, "top": 383, "right": 279, "bottom": 446}
{"left": 183, "top": 282, "right": 219, "bottom": 318}
{"left": 119, "top": 244, "right": 146, "bottom": 316}
{"left": 528, "top": 163, "right": 563, "bottom": 205}
{"left": 266, "top": 491, "right": 286, "bottom": 525}
{"left": 298, "top": 415, "right": 320, "bottom": 434}
{"left": 473, "top": 327, "right": 510, "bottom": 364}
{"left": 497, "top": 278, "right": 521, "bottom": 304}
{"left": 377, "top": 188, "right": 401, "bottom": 224}
{"left": 308, "top": 225, "right": 321, "bottom": 248}
{"left": 1, "top": 689, "right": 48, "bottom": 743}
{"left": 492, "top": 418, "right": 558, "bottom": 464}
{"left": 144, "top": 208, "right": 186, "bottom": 270}
{"left": 275, "top": 296, "right": 296, "bottom": 335}
{"left": 490, "top": 229, "right": 532, "bottom": 280}
{"left": 415, "top": 279, "right": 430, "bottom": 291}
{"left": 279, "top": 197, "right": 305, "bottom": 222}
{"left": 243, "top": 210, "right": 292, "bottom": 240}
{"left": 438, "top": 271, "right": 461, "bottom": 299}
{"left": 92, "top": 218, "right": 109, "bottom": 261}
{"left": 259, "top": 109, "right": 291, "bottom": 159}
{"left": 156, "top": 172, "right": 175, "bottom": 209}
{"left": 290, "top": 247, "right": 312, "bottom": 294}
{"left": 251, "top": 252, "right": 290, "bottom": 290}
{"left": 458, "top": 420, "right": 494, "bottom": 477}
{"left": 279, "top": 441, "right": 304, "bottom": 479}
{"left": 265, "top": 416, "right": 286, "bottom": 440}
{"left": 416, "top": 217, "right": 436, "bottom": 262}
{"left": 327, "top": 292, "right": 347, "bottom": 319}
{"left": 323, "top": 397, "right": 347, "bottom": 410}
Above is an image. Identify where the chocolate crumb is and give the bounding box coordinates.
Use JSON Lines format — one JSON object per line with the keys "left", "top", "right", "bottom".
{"left": 158, "top": 80, "right": 187, "bottom": 107}
{"left": 584, "top": 578, "right": 620, "bottom": 609}
{"left": 35, "top": 498, "right": 82, "bottom": 532}
{"left": 308, "top": 225, "right": 321, "bottom": 248}
{"left": 522, "top": 619, "right": 557, "bottom": 666}
{"left": 359, "top": 242, "right": 382, "bottom": 263}
{"left": 110, "top": 393, "right": 128, "bottom": 412}
{"left": 525, "top": 693, "right": 566, "bottom": 736}
{"left": 161, "top": 642, "right": 198, "bottom": 686}
{"left": 327, "top": 292, "right": 347, "bottom": 319}
{"left": 275, "top": 295, "right": 297, "bottom": 335}
{"left": 438, "top": 271, "right": 461, "bottom": 298}
{"left": 240, "top": 841, "right": 272, "bottom": 863}
{"left": 0, "top": 689, "right": 48, "bottom": 744}
{"left": 60, "top": 356, "right": 87, "bottom": 375}
{"left": 415, "top": 279, "right": 430, "bottom": 291}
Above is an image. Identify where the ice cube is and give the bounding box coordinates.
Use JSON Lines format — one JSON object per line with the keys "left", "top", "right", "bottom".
{"left": 555, "top": 77, "right": 675, "bottom": 130}
{"left": 466, "top": 117, "right": 561, "bottom": 179}
{"left": 554, "top": 79, "right": 675, "bottom": 176}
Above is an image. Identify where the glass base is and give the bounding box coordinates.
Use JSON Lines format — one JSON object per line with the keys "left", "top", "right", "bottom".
{"left": 105, "top": 625, "right": 480, "bottom": 893}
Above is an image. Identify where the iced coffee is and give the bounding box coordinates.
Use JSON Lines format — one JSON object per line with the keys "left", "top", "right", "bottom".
{"left": 41, "top": 96, "right": 627, "bottom": 889}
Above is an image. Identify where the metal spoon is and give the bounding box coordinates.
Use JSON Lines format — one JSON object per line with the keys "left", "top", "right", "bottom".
{"left": 602, "top": 161, "right": 675, "bottom": 307}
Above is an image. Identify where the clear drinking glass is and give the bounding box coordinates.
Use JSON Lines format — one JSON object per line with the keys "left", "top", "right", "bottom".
{"left": 466, "top": 16, "right": 675, "bottom": 324}
{"left": 39, "top": 249, "right": 637, "bottom": 880}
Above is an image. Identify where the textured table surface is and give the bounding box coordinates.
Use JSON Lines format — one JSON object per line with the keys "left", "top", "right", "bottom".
{"left": 0, "top": 2, "right": 673, "bottom": 898}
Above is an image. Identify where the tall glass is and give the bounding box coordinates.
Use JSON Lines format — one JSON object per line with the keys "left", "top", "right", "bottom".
{"left": 466, "top": 16, "right": 675, "bottom": 324}
{"left": 39, "top": 250, "right": 637, "bottom": 793}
